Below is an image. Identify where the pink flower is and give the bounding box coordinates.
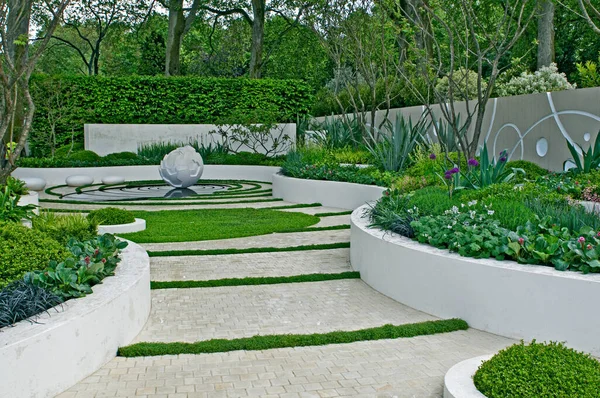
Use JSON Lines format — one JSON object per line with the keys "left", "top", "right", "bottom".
{"left": 578, "top": 236, "right": 586, "bottom": 244}
{"left": 518, "top": 238, "right": 524, "bottom": 245}
{"left": 84, "top": 256, "right": 90, "bottom": 264}
{"left": 101, "top": 258, "right": 106, "bottom": 263}
{"left": 587, "top": 244, "right": 593, "bottom": 251}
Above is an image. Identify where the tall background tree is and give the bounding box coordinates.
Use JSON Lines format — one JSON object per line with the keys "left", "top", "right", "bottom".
{"left": 1, "top": 0, "right": 71, "bottom": 182}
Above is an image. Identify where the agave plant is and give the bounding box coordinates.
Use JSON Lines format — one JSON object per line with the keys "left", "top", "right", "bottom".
{"left": 364, "top": 113, "right": 431, "bottom": 173}
{"left": 461, "top": 143, "right": 525, "bottom": 189}
{"left": 566, "top": 131, "right": 600, "bottom": 174}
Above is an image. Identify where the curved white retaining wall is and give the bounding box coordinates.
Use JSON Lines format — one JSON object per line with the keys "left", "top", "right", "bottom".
{"left": 98, "top": 218, "right": 146, "bottom": 235}
{"left": 272, "top": 173, "right": 386, "bottom": 210}
{"left": 443, "top": 356, "right": 490, "bottom": 398}
{"left": 350, "top": 205, "right": 600, "bottom": 357}
{"left": 0, "top": 241, "right": 151, "bottom": 398}
{"left": 12, "top": 165, "right": 281, "bottom": 186}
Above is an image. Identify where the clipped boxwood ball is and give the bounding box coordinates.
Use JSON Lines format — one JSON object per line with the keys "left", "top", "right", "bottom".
{"left": 103, "top": 152, "right": 139, "bottom": 161}
{"left": 0, "top": 223, "right": 69, "bottom": 289}
{"left": 474, "top": 341, "right": 600, "bottom": 398}
{"left": 87, "top": 207, "right": 136, "bottom": 226}
{"left": 68, "top": 150, "right": 102, "bottom": 162}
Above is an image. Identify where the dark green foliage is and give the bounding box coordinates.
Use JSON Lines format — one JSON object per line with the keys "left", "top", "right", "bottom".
{"left": 0, "top": 280, "right": 63, "bottom": 328}
{"left": 33, "top": 212, "right": 98, "bottom": 245}
{"left": 147, "top": 242, "right": 351, "bottom": 257}
{"left": 566, "top": 131, "right": 600, "bottom": 174}
{"left": 474, "top": 341, "right": 600, "bottom": 398}
{"left": 87, "top": 207, "right": 135, "bottom": 226}
{"left": 29, "top": 75, "right": 312, "bottom": 155}
{"left": 18, "top": 157, "right": 156, "bottom": 168}
{"left": 54, "top": 142, "right": 84, "bottom": 158}
{"left": 525, "top": 197, "right": 600, "bottom": 232}
{"left": 0, "top": 224, "right": 68, "bottom": 289}
{"left": 0, "top": 177, "right": 36, "bottom": 223}
{"left": 151, "top": 272, "right": 361, "bottom": 289}
{"left": 67, "top": 150, "right": 102, "bottom": 162}
{"left": 123, "top": 208, "right": 319, "bottom": 243}
{"left": 408, "top": 186, "right": 455, "bottom": 216}
{"left": 368, "top": 192, "right": 416, "bottom": 238}
{"left": 506, "top": 160, "right": 549, "bottom": 182}
{"left": 314, "top": 211, "right": 353, "bottom": 217}
{"left": 102, "top": 152, "right": 139, "bottom": 161}
{"left": 117, "top": 318, "right": 468, "bottom": 357}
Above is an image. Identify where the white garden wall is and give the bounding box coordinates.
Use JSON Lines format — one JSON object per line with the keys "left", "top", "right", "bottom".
{"left": 84, "top": 123, "right": 296, "bottom": 156}
{"left": 272, "top": 173, "right": 386, "bottom": 210}
{"left": 0, "top": 241, "right": 151, "bottom": 398}
{"left": 351, "top": 205, "right": 600, "bottom": 357}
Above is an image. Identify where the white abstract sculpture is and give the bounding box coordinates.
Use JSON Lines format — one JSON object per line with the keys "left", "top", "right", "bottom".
{"left": 159, "top": 145, "right": 204, "bottom": 188}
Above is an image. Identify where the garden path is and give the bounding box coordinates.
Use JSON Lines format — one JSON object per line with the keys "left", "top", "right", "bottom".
{"left": 56, "top": 203, "right": 513, "bottom": 398}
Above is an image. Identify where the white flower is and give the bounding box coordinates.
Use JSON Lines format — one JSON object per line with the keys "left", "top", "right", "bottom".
{"left": 469, "top": 210, "right": 476, "bottom": 219}
{"left": 451, "top": 206, "right": 459, "bottom": 214}
{"left": 488, "top": 210, "right": 495, "bottom": 215}
{"left": 468, "top": 200, "right": 477, "bottom": 207}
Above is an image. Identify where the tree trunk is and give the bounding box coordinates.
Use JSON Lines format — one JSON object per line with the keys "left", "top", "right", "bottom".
{"left": 165, "top": 0, "right": 185, "bottom": 76}
{"left": 537, "top": 0, "right": 555, "bottom": 69}
{"left": 6, "top": 0, "right": 31, "bottom": 146}
{"left": 249, "top": 0, "right": 265, "bottom": 79}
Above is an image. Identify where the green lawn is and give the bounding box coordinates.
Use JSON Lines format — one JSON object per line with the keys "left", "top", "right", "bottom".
{"left": 122, "top": 208, "right": 320, "bottom": 243}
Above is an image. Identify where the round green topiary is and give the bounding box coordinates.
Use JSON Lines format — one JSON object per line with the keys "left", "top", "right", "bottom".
{"left": 506, "top": 160, "right": 549, "bottom": 182}
{"left": 54, "top": 142, "right": 84, "bottom": 158}
{"left": 103, "top": 152, "right": 139, "bottom": 161}
{"left": 0, "top": 223, "right": 69, "bottom": 289}
{"left": 474, "top": 341, "right": 600, "bottom": 398}
{"left": 68, "top": 150, "right": 102, "bottom": 162}
{"left": 87, "top": 207, "right": 136, "bottom": 226}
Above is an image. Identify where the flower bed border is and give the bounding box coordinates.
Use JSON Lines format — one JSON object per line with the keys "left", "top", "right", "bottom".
{"left": 0, "top": 240, "right": 151, "bottom": 398}
{"left": 97, "top": 218, "right": 146, "bottom": 234}
{"left": 350, "top": 204, "right": 600, "bottom": 357}
{"left": 443, "top": 355, "right": 491, "bottom": 398}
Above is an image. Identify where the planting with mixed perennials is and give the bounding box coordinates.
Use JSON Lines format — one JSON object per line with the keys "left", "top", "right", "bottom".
{"left": 0, "top": 178, "right": 128, "bottom": 328}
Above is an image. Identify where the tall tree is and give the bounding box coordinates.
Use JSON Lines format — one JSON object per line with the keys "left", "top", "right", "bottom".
{"left": 158, "top": 0, "right": 203, "bottom": 76}
{"left": 537, "top": 0, "right": 555, "bottom": 68}
{"left": 49, "top": 0, "right": 152, "bottom": 75}
{"left": 1, "top": 0, "right": 71, "bottom": 183}
{"left": 203, "top": 0, "right": 308, "bottom": 78}
{"left": 578, "top": 0, "right": 600, "bottom": 34}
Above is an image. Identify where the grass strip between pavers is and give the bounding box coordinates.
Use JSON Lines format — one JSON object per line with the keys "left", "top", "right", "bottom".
{"left": 151, "top": 272, "right": 360, "bottom": 290}
{"left": 117, "top": 319, "right": 469, "bottom": 357}
{"left": 39, "top": 198, "right": 285, "bottom": 206}
{"left": 148, "top": 242, "right": 351, "bottom": 257}
{"left": 314, "top": 211, "right": 353, "bottom": 217}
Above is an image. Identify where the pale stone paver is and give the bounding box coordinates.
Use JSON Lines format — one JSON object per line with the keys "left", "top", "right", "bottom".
{"left": 151, "top": 249, "right": 352, "bottom": 281}
{"left": 142, "top": 230, "right": 350, "bottom": 252}
{"left": 57, "top": 329, "right": 514, "bottom": 398}
{"left": 313, "top": 215, "right": 351, "bottom": 228}
{"left": 135, "top": 280, "right": 435, "bottom": 343}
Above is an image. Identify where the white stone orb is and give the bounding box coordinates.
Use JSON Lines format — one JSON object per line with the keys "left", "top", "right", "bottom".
{"left": 102, "top": 176, "right": 126, "bottom": 185}
{"left": 21, "top": 177, "right": 46, "bottom": 191}
{"left": 159, "top": 145, "right": 204, "bottom": 188}
{"left": 66, "top": 175, "right": 94, "bottom": 187}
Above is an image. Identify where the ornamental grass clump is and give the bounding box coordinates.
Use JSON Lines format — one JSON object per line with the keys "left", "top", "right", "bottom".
{"left": 474, "top": 341, "right": 600, "bottom": 398}
{"left": 87, "top": 207, "right": 135, "bottom": 226}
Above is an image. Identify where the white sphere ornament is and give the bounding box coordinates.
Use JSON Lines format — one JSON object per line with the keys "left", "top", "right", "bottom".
{"left": 159, "top": 145, "right": 204, "bottom": 188}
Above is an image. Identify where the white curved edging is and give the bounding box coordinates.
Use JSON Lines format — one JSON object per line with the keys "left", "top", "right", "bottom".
{"left": 0, "top": 241, "right": 151, "bottom": 398}
{"left": 350, "top": 205, "right": 600, "bottom": 357}
{"left": 98, "top": 218, "right": 146, "bottom": 234}
{"left": 272, "top": 173, "right": 386, "bottom": 210}
{"left": 12, "top": 165, "right": 281, "bottom": 186}
{"left": 443, "top": 355, "right": 491, "bottom": 398}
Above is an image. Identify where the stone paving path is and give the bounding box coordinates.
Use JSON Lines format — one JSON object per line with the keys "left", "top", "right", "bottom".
{"left": 57, "top": 198, "right": 514, "bottom": 398}
{"left": 151, "top": 249, "right": 351, "bottom": 281}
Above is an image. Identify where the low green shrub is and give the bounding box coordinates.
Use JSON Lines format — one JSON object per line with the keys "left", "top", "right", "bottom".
{"left": 0, "top": 177, "right": 36, "bottom": 223}
{"left": 33, "top": 212, "right": 98, "bottom": 245}
{"left": 474, "top": 341, "right": 600, "bottom": 398}
{"left": 407, "top": 186, "right": 456, "bottom": 216}
{"left": 506, "top": 160, "right": 549, "bottom": 182}
{"left": 103, "top": 152, "right": 139, "bottom": 161}
{"left": 67, "top": 150, "right": 102, "bottom": 162}
{"left": 0, "top": 223, "right": 68, "bottom": 289}
{"left": 54, "top": 142, "right": 84, "bottom": 158}
{"left": 368, "top": 192, "right": 416, "bottom": 237}
{"left": 87, "top": 207, "right": 135, "bottom": 226}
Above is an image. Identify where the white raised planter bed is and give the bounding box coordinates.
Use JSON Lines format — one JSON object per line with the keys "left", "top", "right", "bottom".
{"left": 272, "top": 173, "right": 386, "bottom": 210}
{"left": 98, "top": 218, "right": 146, "bottom": 234}
{"left": 350, "top": 205, "right": 600, "bottom": 357}
{"left": 0, "top": 241, "right": 151, "bottom": 398}
{"left": 443, "top": 355, "right": 491, "bottom": 398}
{"left": 13, "top": 165, "right": 281, "bottom": 186}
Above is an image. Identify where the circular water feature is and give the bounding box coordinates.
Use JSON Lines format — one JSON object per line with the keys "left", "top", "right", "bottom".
{"left": 62, "top": 183, "right": 230, "bottom": 202}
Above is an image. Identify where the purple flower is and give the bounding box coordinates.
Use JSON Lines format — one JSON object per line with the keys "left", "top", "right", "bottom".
{"left": 499, "top": 156, "right": 507, "bottom": 163}
{"left": 468, "top": 158, "right": 479, "bottom": 167}
{"left": 444, "top": 173, "right": 452, "bottom": 180}
{"left": 450, "top": 167, "right": 460, "bottom": 174}
{"left": 429, "top": 153, "right": 437, "bottom": 160}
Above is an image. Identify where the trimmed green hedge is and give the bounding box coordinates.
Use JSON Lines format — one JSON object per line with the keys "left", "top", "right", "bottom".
{"left": 87, "top": 208, "right": 136, "bottom": 226}
{"left": 474, "top": 341, "right": 600, "bottom": 398}
{"left": 30, "top": 75, "right": 313, "bottom": 156}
